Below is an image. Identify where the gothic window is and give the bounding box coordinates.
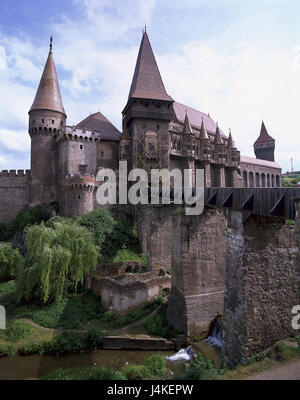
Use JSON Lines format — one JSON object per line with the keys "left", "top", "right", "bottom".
{"left": 101, "top": 151, "right": 104, "bottom": 157}
{"left": 80, "top": 144, "right": 83, "bottom": 150}
{"left": 52, "top": 120, "right": 55, "bottom": 124}
{"left": 42, "top": 119, "right": 44, "bottom": 123}
{"left": 125, "top": 145, "right": 129, "bottom": 153}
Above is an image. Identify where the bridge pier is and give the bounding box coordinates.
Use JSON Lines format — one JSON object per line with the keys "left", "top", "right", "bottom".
{"left": 167, "top": 207, "right": 227, "bottom": 339}
{"left": 222, "top": 210, "right": 298, "bottom": 366}
{"left": 137, "top": 205, "right": 173, "bottom": 271}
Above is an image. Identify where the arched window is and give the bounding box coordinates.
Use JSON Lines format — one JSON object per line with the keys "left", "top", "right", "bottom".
{"left": 271, "top": 175, "right": 275, "bottom": 187}
{"left": 255, "top": 172, "right": 260, "bottom": 187}
{"left": 261, "top": 173, "right": 266, "bottom": 187}
{"left": 243, "top": 171, "right": 248, "bottom": 187}
{"left": 249, "top": 172, "right": 254, "bottom": 188}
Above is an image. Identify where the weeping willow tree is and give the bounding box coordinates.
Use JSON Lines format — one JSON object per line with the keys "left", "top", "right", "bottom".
{"left": 0, "top": 242, "right": 22, "bottom": 281}
{"left": 16, "top": 221, "right": 99, "bottom": 304}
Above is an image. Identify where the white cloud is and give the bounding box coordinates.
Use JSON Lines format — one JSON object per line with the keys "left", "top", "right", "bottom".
{"left": 0, "top": 0, "right": 299, "bottom": 172}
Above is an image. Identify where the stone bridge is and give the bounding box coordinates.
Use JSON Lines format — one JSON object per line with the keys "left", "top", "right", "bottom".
{"left": 137, "top": 188, "right": 300, "bottom": 366}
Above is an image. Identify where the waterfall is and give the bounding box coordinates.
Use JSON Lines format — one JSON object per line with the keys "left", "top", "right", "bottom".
{"left": 204, "top": 318, "right": 222, "bottom": 348}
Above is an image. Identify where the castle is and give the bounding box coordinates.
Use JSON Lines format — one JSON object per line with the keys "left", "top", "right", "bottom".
{"left": 0, "top": 32, "right": 282, "bottom": 223}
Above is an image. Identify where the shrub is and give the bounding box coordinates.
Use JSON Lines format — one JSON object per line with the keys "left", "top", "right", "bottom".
{"left": 173, "top": 353, "right": 220, "bottom": 380}
{"left": 0, "top": 243, "right": 22, "bottom": 281}
{"left": 43, "top": 366, "right": 126, "bottom": 380}
{"left": 5, "top": 320, "right": 32, "bottom": 342}
{"left": 77, "top": 209, "right": 116, "bottom": 258}
{"left": 16, "top": 221, "right": 99, "bottom": 304}
{"left": 18, "top": 341, "right": 44, "bottom": 356}
{"left": 144, "top": 303, "right": 181, "bottom": 339}
{"left": 122, "top": 365, "right": 151, "bottom": 380}
{"left": 142, "top": 354, "right": 167, "bottom": 377}
{"left": 0, "top": 206, "right": 50, "bottom": 242}
{"left": 85, "top": 327, "right": 103, "bottom": 349}
{"left": 0, "top": 343, "right": 17, "bottom": 357}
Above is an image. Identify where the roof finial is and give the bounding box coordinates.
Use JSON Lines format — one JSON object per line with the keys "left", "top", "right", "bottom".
{"left": 50, "top": 36, "right": 53, "bottom": 51}
{"left": 144, "top": 24, "right": 147, "bottom": 33}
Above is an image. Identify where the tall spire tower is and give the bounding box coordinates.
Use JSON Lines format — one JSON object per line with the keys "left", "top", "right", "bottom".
{"left": 28, "top": 37, "right": 66, "bottom": 206}
{"left": 122, "top": 31, "right": 174, "bottom": 171}
{"left": 253, "top": 121, "right": 275, "bottom": 162}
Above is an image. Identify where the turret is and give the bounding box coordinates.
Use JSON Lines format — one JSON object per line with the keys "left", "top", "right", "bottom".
{"left": 122, "top": 29, "right": 174, "bottom": 171}
{"left": 182, "top": 112, "right": 195, "bottom": 157}
{"left": 28, "top": 37, "right": 66, "bottom": 206}
{"left": 253, "top": 121, "right": 275, "bottom": 162}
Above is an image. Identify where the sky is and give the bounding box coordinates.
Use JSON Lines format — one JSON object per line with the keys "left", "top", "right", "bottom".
{"left": 0, "top": 0, "right": 300, "bottom": 172}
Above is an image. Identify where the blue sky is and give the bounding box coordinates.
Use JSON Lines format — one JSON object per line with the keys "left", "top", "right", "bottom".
{"left": 0, "top": 0, "right": 300, "bottom": 172}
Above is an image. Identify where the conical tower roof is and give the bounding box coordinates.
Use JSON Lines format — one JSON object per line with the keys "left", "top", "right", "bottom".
{"left": 254, "top": 121, "right": 275, "bottom": 144}
{"left": 30, "top": 38, "right": 66, "bottom": 116}
{"left": 227, "top": 129, "right": 236, "bottom": 148}
{"left": 128, "top": 31, "right": 173, "bottom": 102}
{"left": 199, "top": 117, "right": 209, "bottom": 140}
{"left": 183, "top": 111, "right": 193, "bottom": 134}
{"left": 214, "top": 124, "right": 223, "bottom": 145}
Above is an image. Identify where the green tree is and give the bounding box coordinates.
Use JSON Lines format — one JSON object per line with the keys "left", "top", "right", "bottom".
{"left": 0, "top": 242, "right": 22, "bottom": 281}
{"left": 16, "top": 221, "right": 98, "bottom": 304}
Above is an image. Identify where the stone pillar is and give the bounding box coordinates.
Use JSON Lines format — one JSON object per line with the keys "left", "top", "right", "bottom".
{"left": 222, "top": 211, "right": 298, "bottom": 366}
{"left": 137, "top": 205, "right": 173, "bottom": 271}
{"left": 167, "top": 207, "right": 227, "bottom": 339}
{"left": 220, "top": 166, "right": 226, "bottom": 187}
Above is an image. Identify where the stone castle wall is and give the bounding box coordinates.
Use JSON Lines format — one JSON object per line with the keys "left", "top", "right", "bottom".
{"left": 222, "top": 211, "right": 299, "bottom": 365}
{"left": 137, "top": 205, "right": 173, "bottom": 271}
{"left": 167, "top": 207, "right": 227, "bottom": 339}
{"left": 0, "top": 170, "right": 31, "bottom": 222}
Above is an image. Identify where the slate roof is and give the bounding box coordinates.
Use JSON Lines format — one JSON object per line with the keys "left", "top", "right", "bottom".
{"left": 30, "top": 48, "right": 66, "bottom": 116}
{"left": 173, "top": 102, "right": 227, "bottom": 139}
{"left": 128, "top": 32, "right": 173, "bottom": 102}
{"left": 76, "top": 112, "right": 121, "bottom": 141}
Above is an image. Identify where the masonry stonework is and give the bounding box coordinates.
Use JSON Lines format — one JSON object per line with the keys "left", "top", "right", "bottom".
{"left": 167, "top": 207, "right": 227, "bottom": 339}
{"left": 137, "top": 205, "right": 173, "bottom": 271}
{"left": 0, "top": 171, "right": 31, "bottom": 222}
{"left": 222, "top": 211, "right": 299, "bottom": 366}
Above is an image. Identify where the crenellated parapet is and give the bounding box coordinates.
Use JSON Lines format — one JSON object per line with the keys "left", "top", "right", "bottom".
{"left": 64, "top": 173, "right": 97, "bottom": 191}
{"left": 0, "top": 169, "right": 31, "bottom": 178}
{"left": 56, "top": 128, "right": 100, "bottom": 145}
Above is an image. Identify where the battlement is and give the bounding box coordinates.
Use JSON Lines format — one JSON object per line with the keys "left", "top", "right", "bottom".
{"left": 65, "top": 173, "right": 97, "bottom": 190}
{"left": 56, "top": 127, "right": 101, "bottom": 145}
{"left": 0, "top": 169, "right": 31, "bottom": 177}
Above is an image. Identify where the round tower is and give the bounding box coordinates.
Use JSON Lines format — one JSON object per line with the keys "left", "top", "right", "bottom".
{"left": 28, "top": 37, "right": 66, "bottom": 206}
{"left": 63, "top": 174, "right": 97, "bottom": 217}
